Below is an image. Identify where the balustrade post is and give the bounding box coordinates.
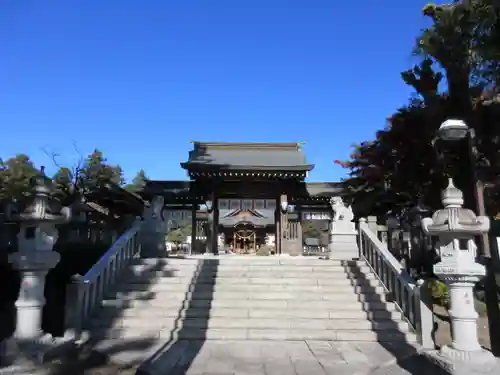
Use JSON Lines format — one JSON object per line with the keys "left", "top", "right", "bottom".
{"left": 367, "top": 216, "right": 378, "bottom": 236}
{"left": 358, "top": 218, "right": 367, "bottom": 259}
{"left": 415, "top": 279, "right": 435, "bottom": 349}
{"left": 63, "top": 274, "right": 85, "bottom": 337}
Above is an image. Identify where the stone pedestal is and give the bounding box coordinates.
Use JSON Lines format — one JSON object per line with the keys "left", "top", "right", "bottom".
{"left": 422, "top": 348, "right": 499, "bottom": 375}
{"left": 9, "top": 251, "right": 60, "bottom": 340}
{"left": 141, "top": 196, "right": 167, "bottom": 257}
{"left": 329, "top": 197, "right": 358, "bottom": 260}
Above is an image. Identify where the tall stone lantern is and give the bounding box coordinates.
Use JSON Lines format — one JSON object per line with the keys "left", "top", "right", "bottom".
{"left": 7, "top": 168, "right": 71, "bottom": 340}
{"left": 421, "top": 179, "right": 498, "bottom": 374}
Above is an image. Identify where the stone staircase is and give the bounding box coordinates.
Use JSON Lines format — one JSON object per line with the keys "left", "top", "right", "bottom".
{"left": 88, "top": 255, "right": 417, "bottom": 344}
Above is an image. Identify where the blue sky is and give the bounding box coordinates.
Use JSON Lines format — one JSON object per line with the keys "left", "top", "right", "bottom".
{"left": 1, "top": 0, "right": 432, "bottom": 183}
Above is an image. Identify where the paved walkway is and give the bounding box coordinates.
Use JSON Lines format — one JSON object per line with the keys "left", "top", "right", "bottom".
{"left": 134, "top": 340, "right": 443, "bottom": 375}
{"left": 0, "top": 340, "right": 450, "bottom": 375}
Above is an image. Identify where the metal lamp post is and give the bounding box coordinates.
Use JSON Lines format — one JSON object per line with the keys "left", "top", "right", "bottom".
{"left": 434, "top": 119, "right": 500, "bottom": 355}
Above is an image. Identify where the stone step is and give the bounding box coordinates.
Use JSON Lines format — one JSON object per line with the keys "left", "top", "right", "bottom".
{"left": 125, "top": 275, "right": 380, "bottom": 286}
{"left": 100, "top": 297, "right": 397, "bottom": 311}
{"left": 97, "top": 305, "right": 404, "bottom": 320}
{"left": 91, "top": 327, "right": 417, "bottom": 342}
{"left": 136, "top": 257, "right": 365, "bottom": 267}
{"left": 129, "top": 263, "right": 371, "bottom": 274}
{"left": 114, "top": 282, "right": 387, "bottom": 294}
{"left": 125, "top": 268, "right": 374, "bottom": 279}
{"left": 104, "top": 289, "right": 389, "bottom": 303}
{"left": 89, "top": 316, "right": 410, "bottom": 331}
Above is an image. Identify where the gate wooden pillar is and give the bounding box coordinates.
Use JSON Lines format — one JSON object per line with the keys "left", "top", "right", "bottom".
{"left": 204, "top": 192, "right": 219, "bottom": 255}
{"left": 190, "top": 200, "right": 197, "bottom": 254}
{"left": 212, "top": 196, "right": 219, "bottom": 254}
{"left": 275, "top": 197, "right": 280, "bottom": 254}
{"left": 296, "top": 205, "right": 303, "bottom": 252}
{"left": 279, "top": 194, "right": 288, "bottom": 254}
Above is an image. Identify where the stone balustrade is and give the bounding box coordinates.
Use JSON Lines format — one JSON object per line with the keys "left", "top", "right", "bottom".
{"left": 358, "top": 218, "right": 434, "bottom": 348}
{"left": 64, "top": 218, "right": 143, "bottom": 337}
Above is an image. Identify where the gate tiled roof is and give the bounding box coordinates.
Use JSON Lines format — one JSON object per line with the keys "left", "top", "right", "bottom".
{"left": 181, "top": 142, "right": 314, "bottom": 171}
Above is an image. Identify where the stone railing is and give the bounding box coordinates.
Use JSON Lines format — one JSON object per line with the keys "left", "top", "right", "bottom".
{"left": 358, "top": 218, "right": 434, "bottom": 348}
{"left": 64, "top": 218, "right": 143, "bottom": 336}
{"left": 366, "top": 216, "right": 426, "bottom": 275}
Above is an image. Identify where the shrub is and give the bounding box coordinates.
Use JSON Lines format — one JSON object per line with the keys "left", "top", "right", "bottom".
{"left": 428, "top": 278, "right": 449, "bottom": 306}
{"left": 256, "top": 246, "right": 271, "bottom": 256}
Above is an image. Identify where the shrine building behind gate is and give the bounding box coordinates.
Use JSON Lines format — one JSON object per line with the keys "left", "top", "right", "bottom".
{"left": 142, "top": 141, "right": 348, "bottom": 255}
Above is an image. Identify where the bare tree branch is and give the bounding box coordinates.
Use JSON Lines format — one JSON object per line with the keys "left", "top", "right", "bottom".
{"left": 41, "top": 146, "right": 63, "bottom": 170}
{"left": 70, "top": 140, "right": 85, "bottom": 188}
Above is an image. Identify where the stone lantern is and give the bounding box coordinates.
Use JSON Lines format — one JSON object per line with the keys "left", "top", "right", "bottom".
{"left": 7, "top": 168, "right": 71, "bottom": 341}
{"left": 421, "top": 179, "right": 498, "bottom": 374}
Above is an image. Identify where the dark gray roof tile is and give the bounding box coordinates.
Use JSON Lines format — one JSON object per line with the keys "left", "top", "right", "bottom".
{"left": 181, "top": 142, "right": 313, "bottom": 170}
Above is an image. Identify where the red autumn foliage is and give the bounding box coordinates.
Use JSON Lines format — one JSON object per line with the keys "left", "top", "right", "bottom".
{"left": 333, "top": 159, "right": 349, "bottom": 168}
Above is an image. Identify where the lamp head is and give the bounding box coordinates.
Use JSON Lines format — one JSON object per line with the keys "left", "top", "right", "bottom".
{"left": 205, "top": 200, "right": 213, "bottom": 211}
{"left": 437, "top": 119, "right": 469, "bottom": 141}
{"left": 280, "top": 200, "right": 288, "bottom": 212}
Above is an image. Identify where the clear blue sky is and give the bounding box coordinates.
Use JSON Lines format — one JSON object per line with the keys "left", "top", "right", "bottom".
{"left": 0, "top": 0, "right": 432, "bottom": 183}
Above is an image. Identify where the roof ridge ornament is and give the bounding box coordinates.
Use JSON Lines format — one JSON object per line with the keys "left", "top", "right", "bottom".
{"left": 422, "top": 178, "right": 489, "bottom": 236}
{"left": 441, "top": 178, "right": 464, "bottom": 208}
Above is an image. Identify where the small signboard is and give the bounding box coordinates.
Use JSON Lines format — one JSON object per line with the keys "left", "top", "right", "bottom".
{"left": 302, "top": 212, "right": 331, "bottom": 221}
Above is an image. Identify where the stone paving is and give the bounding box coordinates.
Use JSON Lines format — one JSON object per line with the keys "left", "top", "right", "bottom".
{"left": 135, "top": 339, "right": 438, "bottom": 375}
{"left": 0, "top": 339, "right": 458, "bottom": 375}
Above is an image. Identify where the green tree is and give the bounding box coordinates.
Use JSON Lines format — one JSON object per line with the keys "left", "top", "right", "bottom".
{"left": 0, "top": 158, "right": 6, "bottom": 202}
{"left": 338, "top": 1, "right": 500, "bottom": 217}
{"left": 414, "top": 1, "right": 500, "bottom": 213}
{"left": 125, "top": 169, "right": 148, "bottom": 193}
{"left": 166, "top": 223, "right": 192, "bottom": 243}
{"left": 167, "top": 229, "right": 184, "bottom": 243}
{"left": 52, "top": 167, "right": 78, "bottom": 205}
{"left": 80, "top": 149, "right": 124, "bottom": 191}
{"left": 302, "top": 220, "right": 320, "bottom": 239}
{"left": 0, "top": 154, "right": 38, "bottom": 202}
